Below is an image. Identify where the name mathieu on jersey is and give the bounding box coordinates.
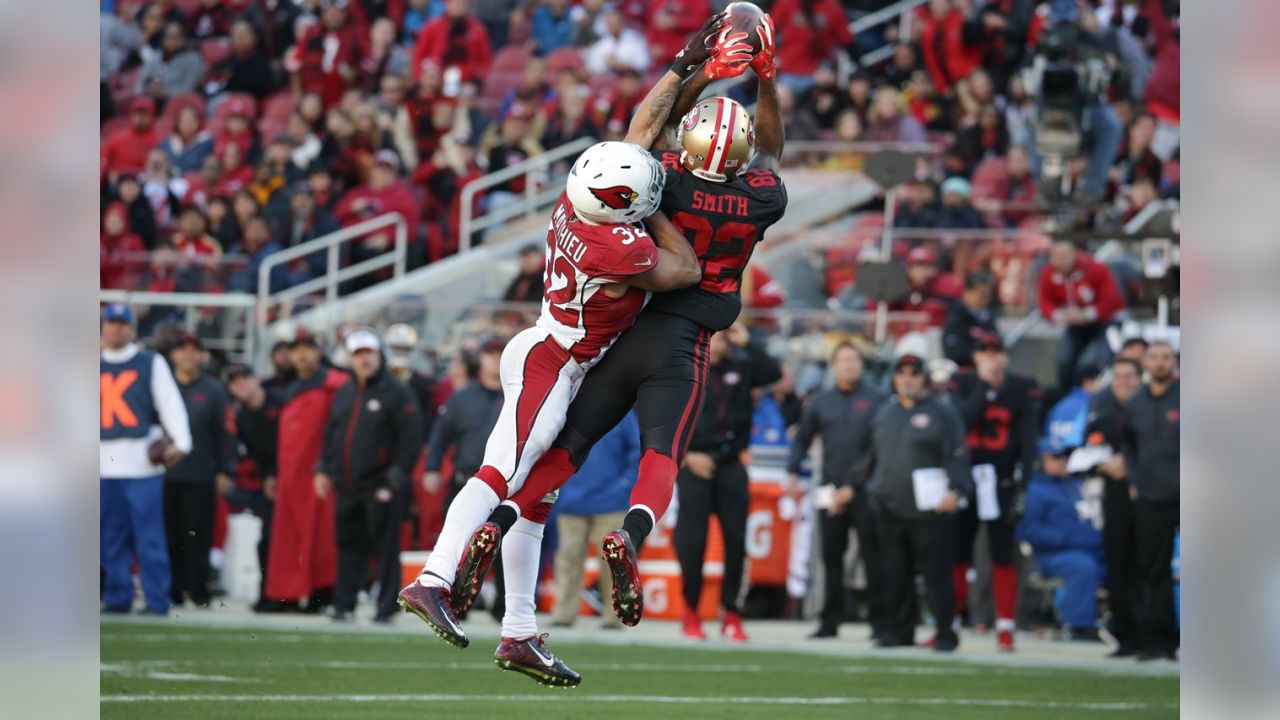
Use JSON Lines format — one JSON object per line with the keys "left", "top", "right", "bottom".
{"left": 536, "top": 191, "right": 660, "bottom": 367}
{"left": 645, "top": 149, "right": 788, "bottom": 331}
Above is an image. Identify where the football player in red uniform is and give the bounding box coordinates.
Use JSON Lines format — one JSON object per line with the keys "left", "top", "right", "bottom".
{"left": 452, "top": 11, "right": 787, "bottom": 661}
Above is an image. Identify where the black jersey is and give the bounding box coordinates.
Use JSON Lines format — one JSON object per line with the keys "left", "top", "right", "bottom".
{"left": 947, "top": 370, "right": 1042, "bottom": 482}
{"left": 645, "top": 149, "right": 788, "bottom": 331}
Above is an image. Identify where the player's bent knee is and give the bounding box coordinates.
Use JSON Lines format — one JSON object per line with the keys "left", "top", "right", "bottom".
{"left": 474, "top": 465, "right": 510, "bottom": 500}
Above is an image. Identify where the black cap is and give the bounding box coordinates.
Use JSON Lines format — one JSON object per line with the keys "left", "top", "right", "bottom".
{"left": 973, "top": 330, "right": 1005, "bottom": 353}
{"left": 222, "top": 363, "right": 255, "bottom": 382}
{"left": 894, "top": 354, "right": 925, "bottom": 372}
{"left": 290, "top": 327, "right": 322, "bottom": 348}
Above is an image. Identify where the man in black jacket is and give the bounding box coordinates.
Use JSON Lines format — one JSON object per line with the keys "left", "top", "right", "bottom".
{"left": 856, "top": 354, "right": 972, "bottom": 652}
{"left": 423, "top": 341, "right": 505, "bottom": 509}
{"left": 787, "top": 342, "right": 888, "bottom": 640}
{"left": 945, "top": 331, "right": 1041, "bottom": 652}
{"left": 1125, "top": 341, "right": 1180, "bottom": 660}
{"left": 165, "top": 334, "right": 238, "bottom": 608}
{"left": 942, "top": 271, "right": 999, "bottom": 369}
{"left": 315, "top": 329, "right": 423, "bottom": 622}
{"left": 674, "top": 325, "right": 781, "bottom": 643}
{"left": 223, "top": 363, "right": 287, "bottom": 612}
{"left": 1087, "top": 356, "right": 1144, "bottom": 657}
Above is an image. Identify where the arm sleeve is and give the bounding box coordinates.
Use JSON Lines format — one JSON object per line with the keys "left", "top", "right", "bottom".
{"left": 1090, "top": 263, "right": 1127, "bottom": 322}
{"left": 425, "top": 401, "right": 456, "bottom": 472}
{"left": 214, "top": 387, "right": 239, "bottom": 476}
{"left": 786, "top": 401, "right": 819, "bottom": 475}
{"left": 941, "top": 404, "right": 974, "bottom": 498}
{"left": 316, "top": 391, "right": 343, "bottom": 476}
{"left": 151, "top": 354, "right": 193, "bottom": 453}
{"left": 594, "top": 231, "right": 660, "bottom": 282}
{"left": 745, "top": 338, "right": 783, "bottom": 388}
{"left": 389, "top": 387, "right": 425, "bottom": 488}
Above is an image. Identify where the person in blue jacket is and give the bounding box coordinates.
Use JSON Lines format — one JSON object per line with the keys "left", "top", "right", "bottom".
{"left": 1017, "top": 436, "right": 1106, "bottom": 640}
{"left": 1044, "top": 364, "right": 1101, "bottom": 449}
{"left": 549, "top": 412, "right": 640, "bottom": 629}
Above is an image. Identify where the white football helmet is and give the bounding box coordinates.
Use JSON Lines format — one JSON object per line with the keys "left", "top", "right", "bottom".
{"left": 564, "top": 141, "right": 665, "bottom": 225}
{"left": 383, "top": 323, "right": 419, "bottom": 370}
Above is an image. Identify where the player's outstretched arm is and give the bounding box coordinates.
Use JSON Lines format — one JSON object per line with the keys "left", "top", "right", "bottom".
{"left": 623, "top": 70, "right": 685, "bottom": 151}
{"left": 627, "top": 210, "right": 701, "bottom": 292}
{"left": 747, "top": 14, "right": 783, "bottom": 171}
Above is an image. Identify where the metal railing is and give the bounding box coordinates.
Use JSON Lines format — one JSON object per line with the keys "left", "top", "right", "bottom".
{"left": 458, "top": 136, "right": 596, "bottom": 252}
{"left": 256, "top": 211, "right": 408, "bottom": 329}
{"left": 99, "top": 289, "right": 258, "bottom": 359}
{"left": 847, "top": 0, "right": 929, "bottom": 68}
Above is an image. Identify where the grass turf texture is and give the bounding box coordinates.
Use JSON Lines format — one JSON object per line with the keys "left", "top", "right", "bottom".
{"left": 101, "top": 621, "right": 1177, "bottom": 719}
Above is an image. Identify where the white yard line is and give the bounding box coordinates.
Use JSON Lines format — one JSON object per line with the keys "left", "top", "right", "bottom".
{"left": 100, "top": 659, "right": 980, "bottom": 676}
{"left": 99, "top": 692, "right": 1177, "bottom": 711}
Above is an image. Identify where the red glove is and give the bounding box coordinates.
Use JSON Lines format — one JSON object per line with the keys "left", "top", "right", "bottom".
{"left": 703, "top": 27, "right": 753, "bottom": 80}
{"left": 750, "top": 14, "right": 777, "bottom": 80}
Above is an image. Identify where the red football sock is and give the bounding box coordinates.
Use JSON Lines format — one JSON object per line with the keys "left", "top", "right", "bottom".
{"left": 508, "top": 447, "right": 576, "bottom": 512}
{"left": 992, "top": 563, "right": 1018, "bottom": 623}
{"left": 952, "top": 563, "right": 971, "bottom": 617}
{"left": 629, "top": 449, "right": 678, "bottom": 522}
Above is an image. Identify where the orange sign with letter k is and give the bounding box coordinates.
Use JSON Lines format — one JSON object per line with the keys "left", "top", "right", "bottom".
{"left": 101, "top": 370, "right": 139, "bottom": 429}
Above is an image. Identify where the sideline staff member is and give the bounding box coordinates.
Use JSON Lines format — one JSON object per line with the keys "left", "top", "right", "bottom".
{"left": 316, "top": 329, "right": 423, "bottom": 622}
{"left": 856, "top": 354, "right": 971, "bottom": 652}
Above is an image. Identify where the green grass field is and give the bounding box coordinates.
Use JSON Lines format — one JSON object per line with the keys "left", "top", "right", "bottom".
{"left": 101, "top": 621, "right": 1178, "bottom": 719}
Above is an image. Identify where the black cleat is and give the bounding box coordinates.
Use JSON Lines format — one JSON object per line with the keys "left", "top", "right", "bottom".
{"left": 494, "top": 634, "right": 581, "bottom": 688}
{"left": 398, "top": 581, "right": 469, "bottom": 649}
{"left": 452, "top": 522, "right": 502, "bottom": 616}
{"left": 601, "top": 529, "right": 643, "bottom": 627}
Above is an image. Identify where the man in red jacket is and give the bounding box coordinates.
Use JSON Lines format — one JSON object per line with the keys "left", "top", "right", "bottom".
{"left": 264, "top": 329, "right": 349, "bottom": 611}
{"left": 285, "top": 0, "right": 360, "bottom": 108}
{"left": 1037, "top": 239, "right": 1126, "bottom": 390}
{"left": 645, "top": 0, "right": 708, "bottom": 72}
{"left": 102, "top": 97, "right": 163, "bottom": 181}
{"left": 410, "top": 0, "right": 492, "bottom": 85}
{"left": 336, "top": 149, "right": 421, "bottom": 289}
{"left": 768, "top": 0, "right": 852, "bottom": 96}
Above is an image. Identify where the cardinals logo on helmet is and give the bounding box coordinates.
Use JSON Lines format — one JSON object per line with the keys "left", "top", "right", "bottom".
{"left": 589, "top": 185, "right": 639, "bottom": 210}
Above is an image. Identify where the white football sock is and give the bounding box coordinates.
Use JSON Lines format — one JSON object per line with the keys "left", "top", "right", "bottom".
{"left": 996, "top": 617, "right": 1016, "bottom": 632}
{"left": 500, "top": 517, "right": 544, "bottom": 639}
{"left": 417, "top": 478, "right": 500, "bottom": 588}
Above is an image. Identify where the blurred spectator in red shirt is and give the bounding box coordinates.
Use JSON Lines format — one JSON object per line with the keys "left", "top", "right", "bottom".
{"left": 1142, "top": 0, "right": 1179, "bottom": 124}
{"left": 595, "top": 67, "right": 645, "bottom": 139}
{"left": 916, "top": 0, "right": 981, "bottom": 95}
{"left": 348, "top": 0, "right": 408, "bottom": 34}
{"left": 770, "top": 0, "right": 852, "bottom": 96}
{"left": 863, "top": 88, "right": 926, "bottom": 143}
{"left": 137, "top": 22, "right": 207, "bottom": 103}
{"left": 172, "top": 206, "right": 225, "bottom": 266}
{"left": 412, "top": 133, "right": 483, "bottom": 258}
{"left": 217, "top": 142, "right": 255, "bottom": 196}
{"left": 182, "top": 155, "right": 222, "bottom": 211}
{"left": 541, "top": 83, "right": 600, "bottom": 150}
{"left": 947, "top": 103, "right": 1009, "bottom": 177}
{"left": 1037, "top": 239, "right": 1126, "bottom": 389}
{"left": 410, "top": 0, "right": 492, "bottom": 84}
{"left": 336, "top": 149, "right": 421, "bottom": 288}
{"left": 101, "top": 201, "right": 148, "bottom": 290}
{"left": 205, "top": 19, "right": 276, "bottom": 100}
{"left": 742, "top": 265, "right": 786, "bottom": 310}
{"left": 645, "top": 0, "right": 707, "bottom": 72}
{"left": 874, "top": 246, "right": 957, "bottom": 328}
{"left": 960, "top": 0, "right": 1035, "bottom": 93}
{"left": 973, "top": 145, "right": 1037, "bottom": 226}
{"left": 902, "top": 70, "right": 949, "bottom": 132}
{"left": 214, "top": 95, "right": 261, "bottom": 160}
{"left": 103, "top": 97, "right": 163, "bottom": 181}
{"left": 286, "top": 0, "right": 361, "bottom": 108}
{"left": 159, "top": 104, "right": 215, "bottom": 175}
{"left": 358, "top": 17, "right": 411, "bottom": 93}
{"left": 186, "top": 0, "right": 233, "bottom": 41}
{"left": 584, "top": 8, "right": 650, "bottom": 76}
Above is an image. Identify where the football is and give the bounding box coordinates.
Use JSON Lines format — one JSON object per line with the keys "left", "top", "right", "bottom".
{"left": 147, "top": 436, "right": 174, "bottom": 466}
{"left": 722, "top": 2, "right": 766, "bottom": 55}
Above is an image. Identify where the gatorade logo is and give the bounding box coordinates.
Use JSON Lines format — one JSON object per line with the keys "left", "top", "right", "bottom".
{"left": 101, "top": 371, "right": 139, "bottom": 429}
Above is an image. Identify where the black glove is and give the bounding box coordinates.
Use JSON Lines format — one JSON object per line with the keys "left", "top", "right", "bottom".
{"left": 670, "top": 12, "right": 728, "bottom": 79}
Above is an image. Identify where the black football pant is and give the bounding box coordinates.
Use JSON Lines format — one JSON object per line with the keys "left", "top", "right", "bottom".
{"left": 818, "top": 492, "right": 888, "bottom": 634}
{"left": 877, "top": 511, "right": 957, "bottom": 646}
{"left": 674, "top": 460, "right": 749, "bottom": 614}
{"left": 1135, "top": 499, "right": 1180, "bottom": 655}
{"left": 334, "top": 485, "right": 408, "bottom": 618}
{"left": 164, "top": 480, "right": 216, "bottom": 606}
{"left": 1103, "top": 487, "right": 1140, "bottom": 650}
{"left": 556, "top": 310, "right": 711, "bottom": 468}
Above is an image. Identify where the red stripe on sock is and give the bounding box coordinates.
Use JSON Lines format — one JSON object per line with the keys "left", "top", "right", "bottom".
{"left": 993, "top": 563, "right": 1018, "bottom": 622}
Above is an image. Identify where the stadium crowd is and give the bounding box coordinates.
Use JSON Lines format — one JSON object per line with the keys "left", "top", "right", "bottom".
{"left": 100, "top": 0, "right": 1180, "bottom": 662}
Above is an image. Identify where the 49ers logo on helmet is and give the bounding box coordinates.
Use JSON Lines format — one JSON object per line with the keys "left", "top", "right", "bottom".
{"left": 589, "top": 185, "right": 639, "bottom": 210}
{"left": 682, "top": 107, "right": 700, "bottom": 133}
